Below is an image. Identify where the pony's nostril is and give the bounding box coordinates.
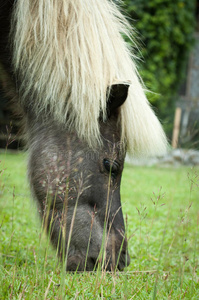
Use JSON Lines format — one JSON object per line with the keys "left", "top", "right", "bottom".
{"left": 66, "top": 255, "right": 97, "bottom": 272}
{"left": 85, "top": 257, "right": 97, "bottom": 271}
{"left": 66, "top": 256, "right": 83, "bottom": 272}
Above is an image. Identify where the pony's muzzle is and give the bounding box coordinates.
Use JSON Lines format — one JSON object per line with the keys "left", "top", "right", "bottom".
{"left": 65, "top": 248, "right": 130, "bottom": 272}
{"left": 117, "top": 250, "right": 130, "bottom": 270}
{"left": 66, "top": 255, "right": 96, "bottom": 272}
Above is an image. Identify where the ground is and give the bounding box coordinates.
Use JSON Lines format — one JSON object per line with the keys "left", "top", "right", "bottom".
{"left": 0, "top": 152, "right": 199, "bottom": 299}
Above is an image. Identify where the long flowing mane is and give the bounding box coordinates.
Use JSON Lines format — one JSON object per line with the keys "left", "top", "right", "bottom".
{"left": 11, "top": 0, "right": 167, "bottom": 155}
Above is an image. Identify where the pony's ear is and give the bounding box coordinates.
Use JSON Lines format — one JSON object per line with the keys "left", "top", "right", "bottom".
{"left": 106, "top": 84, "right": 130, "bottom": 117}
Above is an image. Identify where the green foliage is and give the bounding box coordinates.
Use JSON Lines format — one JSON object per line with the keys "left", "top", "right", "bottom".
{"left": 122, "top": 0, "right": 196, "bottom": 137}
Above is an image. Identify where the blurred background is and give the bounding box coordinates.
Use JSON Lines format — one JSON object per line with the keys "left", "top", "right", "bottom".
{"left": 123, "top": 0, "right": 199, "bottom": 150}
{"left": 0, "top": 0, "right": 198, "bottom": 151}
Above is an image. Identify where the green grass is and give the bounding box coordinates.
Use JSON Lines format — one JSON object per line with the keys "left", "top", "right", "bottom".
{"left": 0, "top": 152, "right": 199, "bottom": 299}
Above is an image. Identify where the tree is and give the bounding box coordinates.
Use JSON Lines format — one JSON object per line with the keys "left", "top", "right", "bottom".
{"left": 122, "top": 0, "right": 196, "bottom": 137}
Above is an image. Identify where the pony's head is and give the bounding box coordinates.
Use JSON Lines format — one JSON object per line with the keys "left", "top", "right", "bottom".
{"left": 28, "top": 84, "right": 130, "bottom": 271}
{"left": 7, "top": 0, "right": 168, "bottom": 271}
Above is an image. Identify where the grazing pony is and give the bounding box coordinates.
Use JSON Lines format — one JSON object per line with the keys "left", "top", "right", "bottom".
{"left": 0, "top": 0, "right": 167, "bottom": 271}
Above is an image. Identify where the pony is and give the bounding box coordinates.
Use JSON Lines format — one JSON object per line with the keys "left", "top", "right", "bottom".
{"left": 0, "top": 0, "right": 167, "bottom": 271}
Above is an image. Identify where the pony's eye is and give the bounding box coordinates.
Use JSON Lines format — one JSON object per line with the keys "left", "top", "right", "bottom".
{"left": 103, "top": 159, "right": 120, "bottom": 179}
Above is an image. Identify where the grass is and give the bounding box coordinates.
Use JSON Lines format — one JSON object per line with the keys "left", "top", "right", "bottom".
{"left": 0, "top": 151, "right": 199, "bottom": 299}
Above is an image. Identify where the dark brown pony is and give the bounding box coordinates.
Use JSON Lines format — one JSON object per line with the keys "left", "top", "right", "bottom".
{"left": 0, "top": 0, "right": 167, "bottom": 271}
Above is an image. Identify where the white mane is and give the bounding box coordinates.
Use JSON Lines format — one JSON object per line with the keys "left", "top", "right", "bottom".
{"left": 11, "top": 0, "right": 167, "bottom": 156}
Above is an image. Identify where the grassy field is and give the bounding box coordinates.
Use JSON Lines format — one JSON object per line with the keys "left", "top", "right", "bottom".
{"left": 0, "top": 152, "right": 199, "bottom": 299}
